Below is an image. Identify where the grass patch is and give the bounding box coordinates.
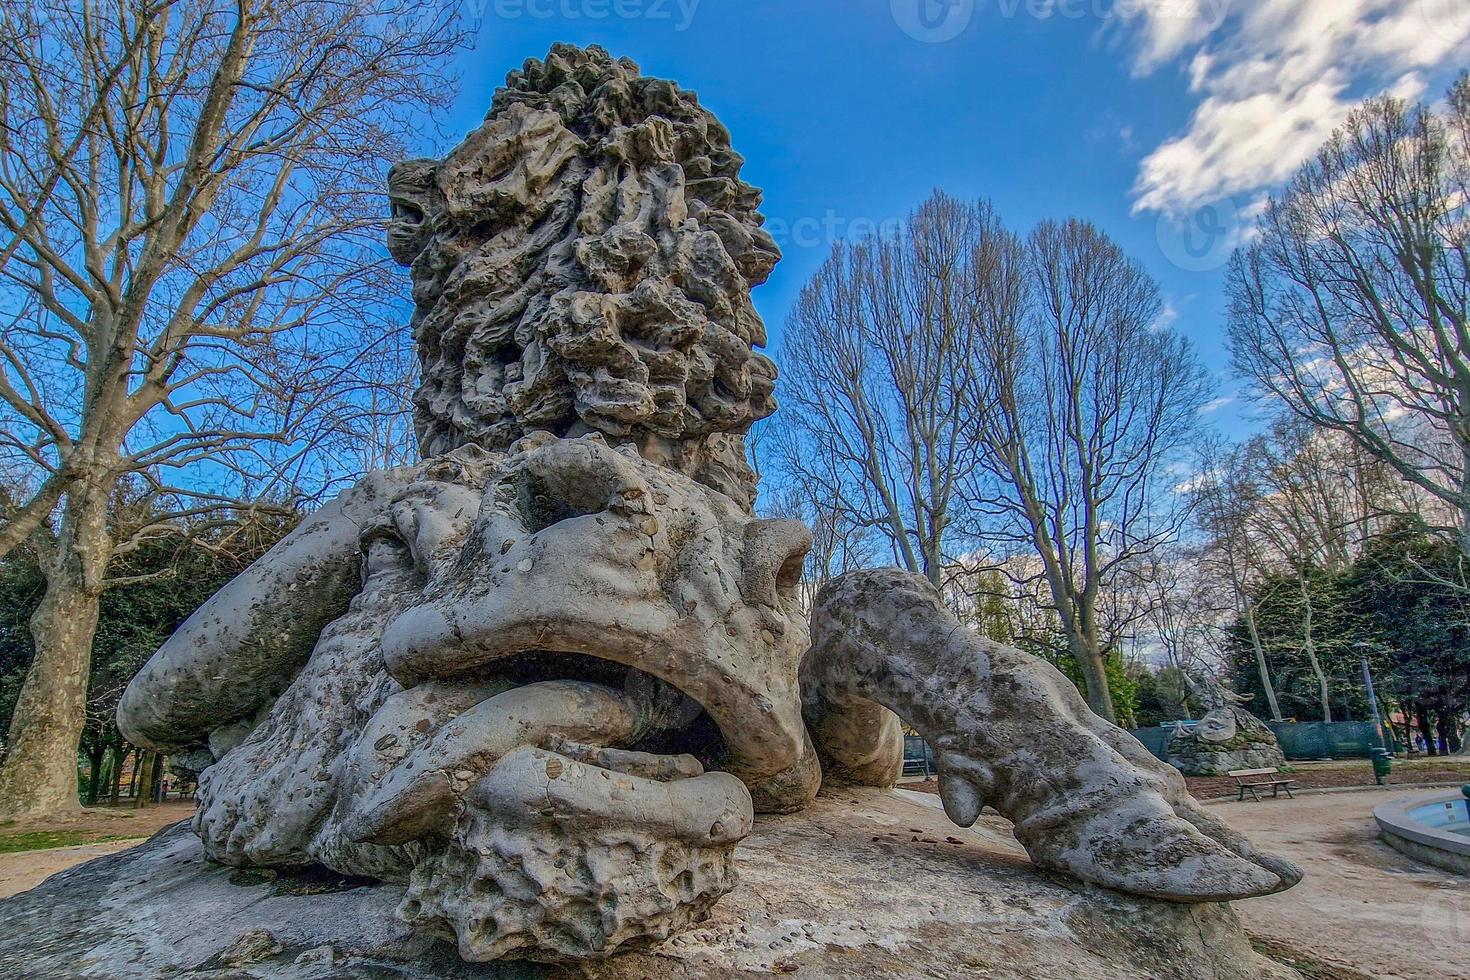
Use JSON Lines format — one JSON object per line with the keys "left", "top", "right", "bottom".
{"left": 1253, "top": 938, "right": 1376, "bottom": 980}
{"left": 0, "top": 830, "right": 141, "bottom": 854}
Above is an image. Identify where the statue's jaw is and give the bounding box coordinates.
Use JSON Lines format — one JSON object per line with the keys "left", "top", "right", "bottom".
{"left": 341, "top": 667, "right": 751, "bottom": 848}
{"left": 399, "top": 746, "right": 749, "bottom": 962}
{"left": 370, "top": 435, "right": 816, "bottom": 804}
{"left": 337, "top": 666, "right": 755, "bottom": 963}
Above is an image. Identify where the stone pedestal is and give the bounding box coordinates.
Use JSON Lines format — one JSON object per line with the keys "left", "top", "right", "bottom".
{"left": 0, "top": 789, "right": 1298, "bottom": 980}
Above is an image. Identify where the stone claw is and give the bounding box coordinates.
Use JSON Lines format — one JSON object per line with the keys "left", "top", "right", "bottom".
{"left": 1015, "top": 779, "right": 1302, "bottom": 902}
{"left": 805, "top": 568, "right": 1305, "bottom": 906}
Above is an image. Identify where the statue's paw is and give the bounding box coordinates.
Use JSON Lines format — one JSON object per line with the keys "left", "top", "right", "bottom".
{"left": 1170, "top": 797, "right": 1304, "bottom": 895}
{"left": 935, "top": 753, "right": 1301, "bottom": 903}
{"left": 1036, "top": 803, "right": 1300, "bottom": 903}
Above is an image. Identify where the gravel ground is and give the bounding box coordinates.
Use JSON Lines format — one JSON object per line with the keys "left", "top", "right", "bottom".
{"left": 904, "top": 778, "right": 1470, "bottom": 980}
{"left": 903, "top": 757, "right": 1470, "bottom": 801}
{"left": 1185, "top": 758, "right": 1470, "bottom": 800}
{"left": 1219, "top": 788, "right": 1470, "bottom": 980}
{"left": 0, "top": 799, "right": 197, "bottom": 840}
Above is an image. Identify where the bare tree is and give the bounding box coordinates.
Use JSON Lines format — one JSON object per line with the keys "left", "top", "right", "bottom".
{"left": 773, "top": 192, "right": 990, "bottom": 587}
{"left": 1227, "top": 74, "right": 1470, "bottom": 559}
{"left": 1193, "top": 417, "right": 1413, "bottom": 723}
{"left": 0, "top": 0, "right": 462, "bottom": 818}
{"left": 1191, "top": 439, "right": 1285, "bottom": 721}
{"left": 770, "top": 200, "right": 1210, "bottom": 723}
{"left": 964, "top": 220, "right": 1212, "bottom": 723}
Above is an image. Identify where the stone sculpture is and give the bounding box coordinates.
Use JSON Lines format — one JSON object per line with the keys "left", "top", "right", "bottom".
{"left": 116, "top": 43, "right": 1300, "bottom": 965}
{"left": 1167, "top": 670, "right": 1289, "bottom": 777}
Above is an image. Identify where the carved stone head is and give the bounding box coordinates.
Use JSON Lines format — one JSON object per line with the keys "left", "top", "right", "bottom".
{"left": 122, "top": 436, "right": 815, "bottom": 961}
{"left": 389, "top": 44, "right": 782, "bottom": 510}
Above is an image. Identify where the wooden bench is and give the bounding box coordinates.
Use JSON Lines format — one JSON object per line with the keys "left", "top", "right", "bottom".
{"left": 1229, "top": 768, "right": 1296, "bottom": 802}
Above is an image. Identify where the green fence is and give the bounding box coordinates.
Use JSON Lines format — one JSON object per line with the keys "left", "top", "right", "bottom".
{"left": 903, "top": 735, "right": 936, "bottom": 776}
{"left": 1129, "top": 726, "right": 1174, "bottom": 760}
{"left": 1127, "top": 721, "right": 1395, "bottom": 762}
{"left": 1266, "top": 721, "right": 1395, "bottom": 759}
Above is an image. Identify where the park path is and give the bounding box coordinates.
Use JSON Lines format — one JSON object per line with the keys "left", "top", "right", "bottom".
{"left": 1217, "top": 788, "right": 1470, "bottom": 980}
{"left": 0, "top": 839, "right": 142, "bottom": 898}
{"left": 0, "top": 799, "right": 197, "bottom": 899}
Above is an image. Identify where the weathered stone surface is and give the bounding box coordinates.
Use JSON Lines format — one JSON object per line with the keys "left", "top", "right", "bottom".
{"left": 1167, "top": 671, "right": 1289, "bottom": 777}
{"left": 120, "top": 438, "right": 816, "bottom": 961}
{"left": 389, "top": 43, "right": 780, "bottom": 510}
{"left": 116, "top": 468, "right": 420, "bottom": 753}
{"left": 0, "top": 791, "right": 1301, "bottom": 979}
{"left": 804, "top": 569, "right": 1303, "bottom": 903}
{"left": 108, "top": 41, "right": 1304, "bottom": 970}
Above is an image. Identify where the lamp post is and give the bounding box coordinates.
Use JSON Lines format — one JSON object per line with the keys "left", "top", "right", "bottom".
{"left": 1353, "top": 641, "right": 1388, "bottom": 752}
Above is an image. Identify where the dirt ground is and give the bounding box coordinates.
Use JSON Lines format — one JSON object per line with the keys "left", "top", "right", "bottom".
{"left": 0, "top": 839, "right": 143, "bottom": 899}
{"left": 0, "top": 800, "right": 195, "bottom": 899}
{"left": 905, "top": 757, "right": 1470, "bottom": 802}
{"left": 1217, "top": 788, "right": 1470, "bottom": 980}
{"left": 0, "top": 798, "right": 196, "bottom": 839}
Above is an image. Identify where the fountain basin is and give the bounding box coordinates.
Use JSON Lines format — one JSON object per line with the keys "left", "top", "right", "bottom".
{"left": 1374, "top": 790, "right": 1470, "bottom": 874}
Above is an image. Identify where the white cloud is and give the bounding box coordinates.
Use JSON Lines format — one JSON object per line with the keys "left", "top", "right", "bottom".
{"left": 1198, "top": 395, "right": 1236, "bottom": 414}
{"left": 1122, "top": 0, "right": 1470, "bottom": 216}
{"left": 1125, "top": 0, "right": 1230, "bottom": 75}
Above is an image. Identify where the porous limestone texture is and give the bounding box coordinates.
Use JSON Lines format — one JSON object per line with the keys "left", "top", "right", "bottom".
{"left": 1167, "top": 671, "right": 1289, "bottom": 777}
{"left": 119, "top": 437, "right": 815, "bottom": 961}
{"left": 0, "top": 791, "right": 1303, "bottom": 980}
{"left": 387, "top": 43, "right": 780, "bottom": 510}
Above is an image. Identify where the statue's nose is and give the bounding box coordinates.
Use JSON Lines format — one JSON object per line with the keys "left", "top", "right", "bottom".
{"left": 514, "top": 436, "right": 654, "bottom": 531}
{"left": 742, "top": 519, "right": 812, "bottom": 606}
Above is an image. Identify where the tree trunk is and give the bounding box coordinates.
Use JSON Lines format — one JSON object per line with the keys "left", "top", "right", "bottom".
{"left": 1069, "top": 615, "right": 1117, "bottom": 725}
{"left": 0, "top": 567, "right": 104, "bottom": 818}
{"left": 83, "top": 741, "right": 105, "bottom": 806}
{"left": 1296, "top": 572, "right": 1332, "bottom": 723}
{"left": 133, "top": 751, "right": 156, "bottom": 810}
{"left": 109, "top": 746, "right": 126, "bottom": 804}
{"left": 1416, "top": 709, "right": 1438, "bottom": 756}
{"left": 1240, "top": 595, "right": 1284, "bottom": 722}
{"left": 0, "top": 481, "right": 111, "bottom": 819}
{"left": 1437, "top": 713, "right": 1460, "bottom": 755}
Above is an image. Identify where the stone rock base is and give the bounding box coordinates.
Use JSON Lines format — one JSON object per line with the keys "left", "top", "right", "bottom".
{"left": 0, "top": 789, "right": 1300, "bottom": 979}
{"left": 1169, "top": 743, "right": 1289, "bottom": 777}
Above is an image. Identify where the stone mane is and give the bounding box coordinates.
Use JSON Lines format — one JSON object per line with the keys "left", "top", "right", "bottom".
{"left": 387, "top": 44, "right": 781, "bottom": 509}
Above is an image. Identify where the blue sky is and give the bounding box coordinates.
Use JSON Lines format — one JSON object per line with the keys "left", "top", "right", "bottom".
{"left": 417, "top": 0, "right": 1470, "bottom": 439}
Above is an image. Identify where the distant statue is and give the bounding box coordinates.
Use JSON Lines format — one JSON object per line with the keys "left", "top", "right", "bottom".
{"left": 1167, "top": 670, "right": 1288, "bottom": 777}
